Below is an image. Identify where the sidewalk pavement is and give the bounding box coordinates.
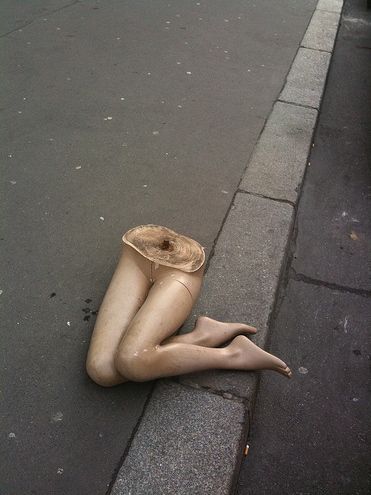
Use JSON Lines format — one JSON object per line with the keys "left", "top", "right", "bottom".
{"left": 1, "top": 0, "right": 345, "bottom": 493}
{"left": 111, "top": 1, "right": 346, "bottom": 493}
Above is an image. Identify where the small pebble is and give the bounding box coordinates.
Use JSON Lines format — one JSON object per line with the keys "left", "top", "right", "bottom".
{"left": 67, "top": 321, "right": 71, "bottom": 326}
{"left": 57, "top": 468, "right": 64, "bottom": 475}
{"left": 100, "top": 216, "right": 104, "bottom": 221}
{"left": 298, "top": 367, "right": 308, "bottom": 375}
{"left": 51, "top": 411, "right": 63, "bottom": 422}
{"left": 8, "top": 433, "right": 16, "bottom": 439}
{"left": 152, "top": 131, "right": 159, "bottom": 135}
{"left": 75, "top": 166, "right": 81, "bottom": 170}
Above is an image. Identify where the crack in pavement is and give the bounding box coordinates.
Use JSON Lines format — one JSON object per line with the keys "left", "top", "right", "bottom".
{"left": 0, "top": 0, "right": 79, "bottom": 39}
{"left": 289, "top": 268, "right": 371, "bottom": 297}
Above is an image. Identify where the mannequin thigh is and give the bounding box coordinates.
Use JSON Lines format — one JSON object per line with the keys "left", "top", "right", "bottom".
{"left": 86, "top": 245, "right": 151, "bottom": 367}
{"left": 117, "top": 264, "right": 204, "bottom": 352}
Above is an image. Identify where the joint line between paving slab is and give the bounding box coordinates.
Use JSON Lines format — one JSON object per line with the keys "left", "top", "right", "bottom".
{"left": 106, "top": 381, "right": 157, "bottom": 495}
{"left": 237, "top": 189, "right": 296, "bottom": 208}
{"left": 317, "top": 8, "right": 342, "bottom": 14}
{"left": 0, "top": 0, "right": 79, "bottom": 39}
{"left": 277, "top": 98, "right": 321, "bottom": 111}
{"left": 290, "top": 269, "right": 371, "bottom": 298}
{"left": 300, "top": 45, "right": 333, "bottom": 54}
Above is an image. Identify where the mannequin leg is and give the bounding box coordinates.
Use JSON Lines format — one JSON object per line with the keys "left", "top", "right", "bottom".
{"left": 86, "top": 245, "right": 151, "bottom": 386}
{"left": 114, "top": 278, "right": 292, "bottom": 382}
{"left": 163, "top": 316, "right": 257, "bottom": 347}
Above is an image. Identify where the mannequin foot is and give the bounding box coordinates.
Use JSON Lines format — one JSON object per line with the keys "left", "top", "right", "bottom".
{"left": 165, "top": 316, "right": 257, "bottom": 347}
{"left": 228, "top": 335, "right": 292, "bottom": 378}
{"left": 193, "top": 316, "right": 256, "bottom": 345}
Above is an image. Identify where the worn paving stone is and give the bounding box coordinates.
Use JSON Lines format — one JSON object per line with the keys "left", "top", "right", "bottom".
{"left": 302, "top": 9, "right": 340, "bottom": 52}
{"left": 111, "top": 381, "right": 246, "bottom": 495}
{"left": 240, "top": 102, "right": 317, "bottom": 203}
{"left": 279, "top": 48, "right": 331, "bottom": 109}
{"left": 179, "top": 193, "right": 294, "bottom": 400}
{"left": 317, "top": 0, "right": 344, "bottom": 13}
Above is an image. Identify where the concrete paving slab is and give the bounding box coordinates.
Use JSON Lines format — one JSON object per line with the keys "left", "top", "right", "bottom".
{"left": 179, "top": 193, "right": 294, "bottom": 400}
{"left": 237, "top": 280, "right": 371, "bottom": 494}
{"left": 111, "top": 380, "right": 246, "bottom": 495}
{"left": 279, "top": 48, "right": 331, "bottom": 109}
{"left": 317, "top": 0, "right": 344, "bottom": 13}
{"left": 240, "top": 102, "right": 317, "bottom": 203}
{"left": 302, "top": 9, "right": 340, "bottom": 52}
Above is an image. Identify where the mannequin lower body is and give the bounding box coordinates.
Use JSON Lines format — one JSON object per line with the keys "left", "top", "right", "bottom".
{"left": 86, "top": 245, "right": 292, "bottom": 387}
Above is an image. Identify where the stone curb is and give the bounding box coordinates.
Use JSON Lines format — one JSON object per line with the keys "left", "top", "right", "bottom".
{"left": 111, "top": 381, "right": 247, "bottom": 495}
{"left": 111, "top": 1, "right": 344, "bottom": 493}
{"left": 239, "top": 102, "right": 317, "bottom": 203}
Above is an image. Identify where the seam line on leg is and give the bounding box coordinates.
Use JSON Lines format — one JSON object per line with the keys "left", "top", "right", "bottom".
{"left": 174, "top": 279, "right": 194, "bottom": 302}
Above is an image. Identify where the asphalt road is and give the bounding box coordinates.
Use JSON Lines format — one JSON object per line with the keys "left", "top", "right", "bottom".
{"left": 1, "top": 1, "right": 316, "bottom": 493}
{"left": 237, "top": 0, "right": 371, "bottom": 493}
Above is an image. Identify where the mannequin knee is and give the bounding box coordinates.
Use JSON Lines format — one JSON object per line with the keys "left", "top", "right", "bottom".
{"left": 86, "top": 354, "right": 118, "bottom": 387}
{"left": 114, "top": 347, "right": 154, "bottom": 382}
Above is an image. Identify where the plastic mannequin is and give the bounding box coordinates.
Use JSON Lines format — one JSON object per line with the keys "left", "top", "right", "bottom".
{"left": 86, "top": 225, "right": 292, "bottom": 386}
